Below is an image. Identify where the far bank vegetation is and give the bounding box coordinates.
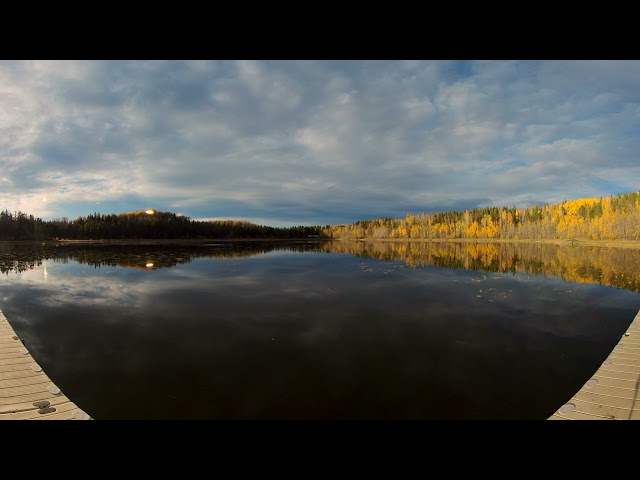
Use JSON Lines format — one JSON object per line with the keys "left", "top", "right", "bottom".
{"left": 0, "top": 209, "right": 323, "bottom": 241}
{"left": 323, "top": 191, "right": 640, "bottom": 241}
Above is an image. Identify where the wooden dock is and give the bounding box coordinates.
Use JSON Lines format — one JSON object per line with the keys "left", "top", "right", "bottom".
{"left": 0, "top": 308, "right": 92, "bottom": 420}
{"left": 549, "top": 308, "right": 640, "bottom": 420}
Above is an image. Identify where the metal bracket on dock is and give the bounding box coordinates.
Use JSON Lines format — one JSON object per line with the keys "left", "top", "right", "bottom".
{"left": 37, "top": 407, "right": 57, "bottom": 414}
{"left": 33, "top": 401, "right": 56, "bottom": 414}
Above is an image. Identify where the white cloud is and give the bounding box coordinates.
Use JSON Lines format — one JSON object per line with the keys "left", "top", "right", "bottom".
{"left": 0, "top": 60, "right": 639, "bottom": 224}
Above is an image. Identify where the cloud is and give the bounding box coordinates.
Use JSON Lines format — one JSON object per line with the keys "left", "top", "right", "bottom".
{"left": 1, "top": 60, "right": 639, "bottom": 225}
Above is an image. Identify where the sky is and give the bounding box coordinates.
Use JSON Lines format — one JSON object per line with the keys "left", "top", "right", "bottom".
{"left": 1, "top": 60, "right": 639, "bottom": 227}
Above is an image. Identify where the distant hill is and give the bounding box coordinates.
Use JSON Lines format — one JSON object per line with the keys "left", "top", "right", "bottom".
{"left": 0, "top": 209, "right": 324, "bottom": 241}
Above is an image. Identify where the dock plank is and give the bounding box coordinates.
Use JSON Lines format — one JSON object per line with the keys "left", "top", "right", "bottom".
{"left": 0, "top": 307, "right": 92, "bottom": 420}
{"left": 0, "top": 351, "right": 33, "bottom": 360}
{"left": 572, "top": 390, "right": 638, "bottom": 410}
{"left": 0, "top": 363, "right": 39, "bottom": 374}
{"left": 609, "top": 346, "right": 640, "bottom": 355}
{"left": 0, "top": 345, "right": 25, "bottom": 353}
{"left": 0, "top": 381, "right": 60, "bottom": 398}
{"left": 0, "top": 394, "right": 72, "bottom": 415}
{"left": 571, "top": 398, "right": 635, "bottom": 420}
{"left": 574, "top": 381, "right": 639, "bottom": 398}
{"left": 32, "top": 404, "right": 91, "bottom": 420}
{"left": 590, "top": 375, "right": 640, "bottom": 391}
{"left": 0, "top": 369, "right": 46, "bottom": 381}
{"left": 0, "top": 375, "right": 51, "bottom": 390}
{"left": 0, "top": 389, "right": 66, "bottom": 406}
{"left": 25, "top": 402, "right": 82, "bottom": 420}
{"left": 0, "top": 356, "right": 35, "bottom": 367}
{"left": 1, "top": 398, "right": 92, "bottom": 420}
{"left": 548, "top": 308, "right": 640, "bottom": 420}
{"left": 549, "top": 408, "right": 618, "bottom": 420}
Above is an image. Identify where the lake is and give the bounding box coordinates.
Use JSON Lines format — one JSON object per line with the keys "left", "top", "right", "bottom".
{"left": 1, "top": 240, "right": 639, "bottom": 419}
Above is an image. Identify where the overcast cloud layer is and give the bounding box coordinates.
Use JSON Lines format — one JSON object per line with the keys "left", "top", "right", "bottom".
{"left": 1, "top": 60, "right": 639, "bottom": 226}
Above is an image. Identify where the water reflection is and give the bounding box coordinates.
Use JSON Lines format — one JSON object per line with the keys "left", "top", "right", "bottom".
{"left": 2, "top": 240, "right": 640, "bottom": 293}
{"left": 0, "top": 241, "right": 323, "bottom": 273}
{"left": 0, "top": 240, "right": 639, "bottom": 419}
{"left": 322, "top": 241, "right": 640, "bottom": 292}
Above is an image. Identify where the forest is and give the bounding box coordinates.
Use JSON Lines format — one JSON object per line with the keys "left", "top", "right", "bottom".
{"left": 3, "top": 190, "right": 640, "bottom": 242}
{"left": 323, "top": 191, "right": 640, "bottom": 241}
{"left": 0, "top": 209, "right": 324, "bottom": 241}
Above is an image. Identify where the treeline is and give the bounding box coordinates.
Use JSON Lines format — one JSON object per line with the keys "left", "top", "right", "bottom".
{"left": 0, "top": 209, "right": 324, "bottom": 240}
{"left": 323, "top": 191, "right": 640, "bottom": 241}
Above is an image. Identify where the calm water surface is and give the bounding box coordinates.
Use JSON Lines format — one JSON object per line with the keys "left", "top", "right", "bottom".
{"left": 1, "top": 240, "right": 638, "bottom": 420}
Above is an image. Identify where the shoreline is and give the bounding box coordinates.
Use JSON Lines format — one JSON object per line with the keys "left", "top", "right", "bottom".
{"left": 2, "top": 237, "right": 640, "bottom": 249}
{"left": 0, "top": 238, "right": 329, "bottom": 246}
{"left": 332, "top": 237, "right": 640, "bottom": 249}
